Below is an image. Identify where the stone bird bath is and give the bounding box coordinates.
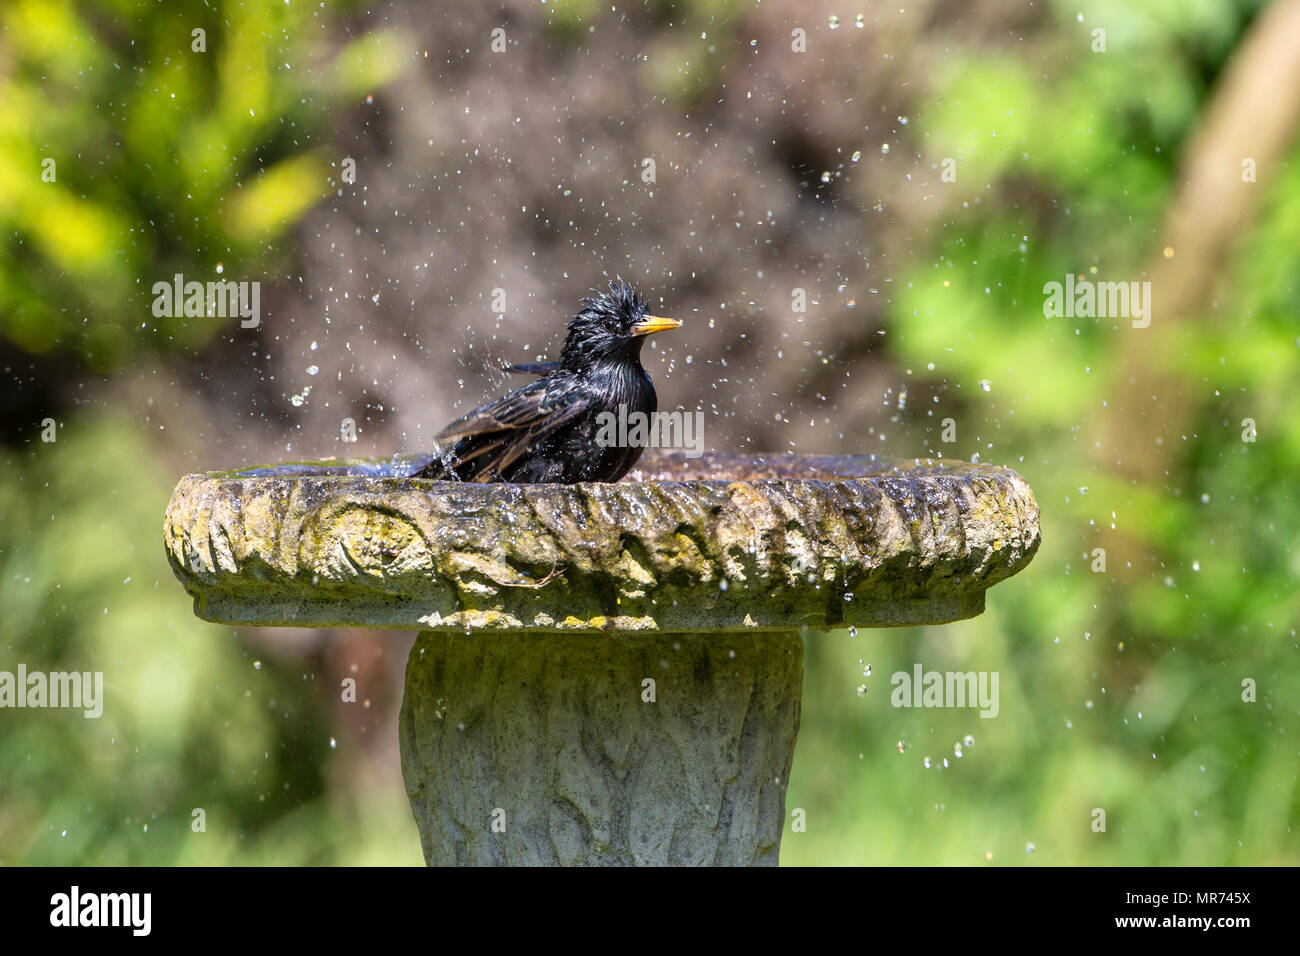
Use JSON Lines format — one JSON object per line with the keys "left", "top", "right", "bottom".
{"left": 163, "top": 450, "right": 1039, "bottom": 865}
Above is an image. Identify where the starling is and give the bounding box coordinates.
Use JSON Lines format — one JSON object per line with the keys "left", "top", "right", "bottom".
{"left": 417, "top": 280, "right": 681, "bottom": 483}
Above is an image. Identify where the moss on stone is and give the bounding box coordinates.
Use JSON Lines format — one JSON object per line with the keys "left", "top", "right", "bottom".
{"left": 163, "top": 450, "right": 1040, "bottom": 633}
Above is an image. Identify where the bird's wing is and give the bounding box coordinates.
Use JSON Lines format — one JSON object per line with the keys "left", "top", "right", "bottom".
{"left": 436, "top": 376, "right": 571, "bottom": 440}
{"left": 503, "top": 361, "right": 560, "bottom": 376}
{"left": 436, "top": 376, "right": 592, "bottom": 481}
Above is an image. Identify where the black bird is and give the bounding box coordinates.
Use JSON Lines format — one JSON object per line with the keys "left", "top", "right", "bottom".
{"left": 416, "top": 280, "right": 681, "bottom": 483}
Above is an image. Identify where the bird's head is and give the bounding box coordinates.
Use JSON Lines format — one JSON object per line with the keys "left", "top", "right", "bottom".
{"left": 559, "top": 279, "right": 681, "bottom": 371}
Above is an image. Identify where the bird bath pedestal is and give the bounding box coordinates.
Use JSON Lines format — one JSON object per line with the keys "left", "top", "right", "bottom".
{"left": 163, "top": 451, "right": 1039, "bottom": 865}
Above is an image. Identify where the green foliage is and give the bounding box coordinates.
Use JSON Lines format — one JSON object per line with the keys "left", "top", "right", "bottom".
{"left": 0, "top": 0, "right": 410, "bottom": 371}
{"left": 0, "top": 417, "right": 420, "bottom": 863}
{"left": 785, "top": 0, "right": 1299, "bottom": 864}
{"left": 0, "top": 0, "right": 418, "bottom": 864}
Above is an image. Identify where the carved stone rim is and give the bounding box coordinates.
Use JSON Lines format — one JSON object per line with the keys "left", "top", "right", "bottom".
{"left": 163, "top": 450, "right": 1041, "bottom": 633}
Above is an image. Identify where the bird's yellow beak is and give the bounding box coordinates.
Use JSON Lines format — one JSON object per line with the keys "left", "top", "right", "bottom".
{"left": 630, "top": 315, "right": 683, "bottom": 337}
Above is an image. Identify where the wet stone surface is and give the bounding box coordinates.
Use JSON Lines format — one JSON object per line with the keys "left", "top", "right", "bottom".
{"left": 163, "top": 450, "right": 1040, "bottom": 634}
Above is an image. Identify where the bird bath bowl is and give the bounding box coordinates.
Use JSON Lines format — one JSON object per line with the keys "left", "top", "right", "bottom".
{"left": 163, "top": 450, "right": 1040, "bottom": 865}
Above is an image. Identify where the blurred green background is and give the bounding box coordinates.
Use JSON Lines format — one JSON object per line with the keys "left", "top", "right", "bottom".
{"left": 1, "top": 0, "right": 1295, "bottom": 865}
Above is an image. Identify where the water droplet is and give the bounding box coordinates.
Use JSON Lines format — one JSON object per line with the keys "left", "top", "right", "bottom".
{"left": 897, "top": 740, "right": 906, "bottom": 753}
{"left": 306, "top": 364, "right": 319, "bottom": 376}
{"left": 253, "top": 660, "right": 262, "bottom": 670}
{"left": 923, "top": 756, "right": 932, "bottom": 769}
{"left": 1025, "top": 842, "right": 1036, "bottom": 854}
{"left": 329, "top": 737, "right": 337, "bottom": 750}
{"left": 855, "top": 14, "right": 865, "bottom": 28}
{"left": 828, "top": 14, "right": 840, "bottom": 29}
{"left": 856, "top": 684, "right": 867, "bottom": 697}
{"left": 850, "top": 150, "right": 862, "bottom": 162}
{"left": 979, "top": 379, "right": 992, "bottom": 392}
{"left": 880, "top": 143, "right": 890, "bottom": 155}
{"left": 964, "top": 734, "right": 974, "bottom": 747}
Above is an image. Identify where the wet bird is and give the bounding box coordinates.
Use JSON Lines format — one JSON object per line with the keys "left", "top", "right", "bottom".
{"left": 416, "top": 280, "right": 681, "bottom": 483}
